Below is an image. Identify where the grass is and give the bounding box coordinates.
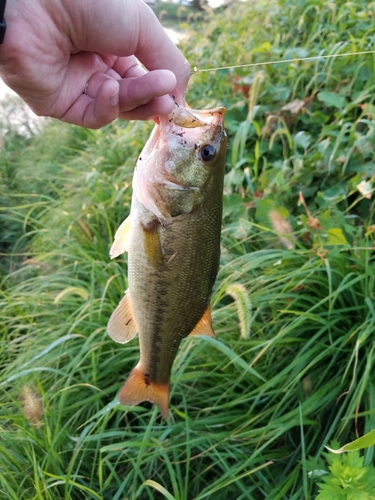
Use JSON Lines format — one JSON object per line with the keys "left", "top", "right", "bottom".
{"left": 1, "top": 0, "right": 375, "bottom": 498}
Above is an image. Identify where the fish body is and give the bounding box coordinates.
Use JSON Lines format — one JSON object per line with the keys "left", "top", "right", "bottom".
{"left": 108, "top": 106, "right": 227, "bottom": 418}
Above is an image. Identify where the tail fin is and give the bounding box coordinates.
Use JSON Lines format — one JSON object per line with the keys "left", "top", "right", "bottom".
{"left": 119, "top": 364, "right": 170, "bottom": 419}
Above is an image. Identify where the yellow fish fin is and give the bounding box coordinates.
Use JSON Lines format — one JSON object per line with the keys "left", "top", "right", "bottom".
{"left": 189, "top": 305, "right": 216, "bottom": 338}
{"left": 119, "top": 364, "right": 170, "bottom": 420}
{"left": 141, "top": 220, "right": 163, "bottom": 268}
{"left": 107, "top": 291, "right": 138, "bottom": 344}
{"left": 110, "top": 215, "right": 131, "bottom": 259}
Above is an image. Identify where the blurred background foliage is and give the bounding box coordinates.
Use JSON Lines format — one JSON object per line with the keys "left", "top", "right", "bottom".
{"left": 1, "top": 0, "right": 375, "bottom": 498}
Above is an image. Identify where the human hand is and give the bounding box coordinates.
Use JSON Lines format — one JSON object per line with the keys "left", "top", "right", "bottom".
{"left": 0, "top": 0, "right": 190, "bottom": 128}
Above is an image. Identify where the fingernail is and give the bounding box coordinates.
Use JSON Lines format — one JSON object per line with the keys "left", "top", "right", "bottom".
{"left": 110, "top": 89, "right": 119, "bottom": 107}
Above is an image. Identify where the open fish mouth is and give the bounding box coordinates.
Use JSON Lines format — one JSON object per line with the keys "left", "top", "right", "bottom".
{"left": 158, "top": 105, "right": 226, "bottom": 150}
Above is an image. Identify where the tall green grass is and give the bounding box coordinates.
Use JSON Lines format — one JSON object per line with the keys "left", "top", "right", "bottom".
{"left": 1, "top": 0, "right": 375, "bottom": 498}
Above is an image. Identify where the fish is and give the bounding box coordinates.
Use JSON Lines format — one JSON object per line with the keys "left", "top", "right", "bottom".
{"left": 107, "top": 105, "right": 227, "bottom": 419}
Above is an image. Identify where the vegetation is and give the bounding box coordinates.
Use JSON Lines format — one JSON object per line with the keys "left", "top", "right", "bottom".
{"left": 151, "top": 2, "right": 202, "bottom": 23}
{"left": 1, "top": 0, "right": 375, "bottom": 498}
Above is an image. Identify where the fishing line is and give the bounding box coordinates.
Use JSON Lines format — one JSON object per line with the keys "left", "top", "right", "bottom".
{"left": 191, "top": 49, "right": 375, "bottom": 74}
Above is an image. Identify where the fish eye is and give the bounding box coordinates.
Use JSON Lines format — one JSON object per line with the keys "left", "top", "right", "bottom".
{"left": 200, "top": 144, "right": 216, "bottom": 162}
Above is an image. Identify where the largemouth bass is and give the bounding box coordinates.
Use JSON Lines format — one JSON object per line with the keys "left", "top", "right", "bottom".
{"left": 108, "top": 106, "right": 227, "bottom": 418}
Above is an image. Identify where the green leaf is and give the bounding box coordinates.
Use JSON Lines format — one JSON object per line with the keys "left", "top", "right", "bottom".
{"left": 317, "top": 91, "right": 348, "bottom": 109}
{"left": 326, "top": 228, "right": 349, "bottom": 245}
{"left": 222, "top": 193, "right": 248, "bottom": 219}
{"left": 293, "top": 131, "right": 311, "bottom": 150}
{"left": 224, "top": 168, "right": 245, "bottom": 189}
{"left": 326, "top": 429, "right": 375, "bottom": 453}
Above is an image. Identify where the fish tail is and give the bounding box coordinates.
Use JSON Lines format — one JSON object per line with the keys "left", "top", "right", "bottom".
{"left": 119, "top": 364, "right": 170, "bottom": 419}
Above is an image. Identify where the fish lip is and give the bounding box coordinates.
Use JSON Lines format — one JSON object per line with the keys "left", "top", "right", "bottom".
{"left": 187, "top": 107, "right": 226, "bottom": 127}
{"left": 167, "top": 106, "right": 226, "bottom": 129}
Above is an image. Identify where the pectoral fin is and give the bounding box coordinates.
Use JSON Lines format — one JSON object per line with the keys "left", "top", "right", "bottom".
{"left": 110, "top": 215, "right": 131, "bottom": 259}
{"left": 141, "top": 221, "right": 163, "bottom": 268}
{"left": 189, "top": 305, "right": 216, "bottom": 338}
{"left": 119, "top": 364, "right": 170, "bottom": 419}
{"left": 107, "top": 291, "right": 138, "bottom": 344}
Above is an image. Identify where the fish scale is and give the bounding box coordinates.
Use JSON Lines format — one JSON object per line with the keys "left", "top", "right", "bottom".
{"left": 129, "top": 202, "right": 216, "bottom": 377}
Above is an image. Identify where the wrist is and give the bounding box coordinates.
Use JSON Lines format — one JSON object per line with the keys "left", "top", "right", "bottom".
{"left": 0, "top": 0, "right": 6, "bottom": 44}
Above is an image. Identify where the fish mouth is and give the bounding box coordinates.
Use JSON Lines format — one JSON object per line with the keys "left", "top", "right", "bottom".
{"left": 170, "top": 106, "right": 226, "bottom": 129}
{"left": 157, "top": 105, "right": 226, "bottom": 151}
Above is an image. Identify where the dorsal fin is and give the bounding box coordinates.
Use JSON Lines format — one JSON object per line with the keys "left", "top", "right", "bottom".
{"left": 119, "top": 363, "right": 170, "bottom": 419}
{"left": 107, "top": 291, "right": 138, "bottom": 344}
{"left": 110, "top": 215, "right": 131, "bottom": 259}
{"left": 189, "top": 305, "right": 215, "bottom": 338}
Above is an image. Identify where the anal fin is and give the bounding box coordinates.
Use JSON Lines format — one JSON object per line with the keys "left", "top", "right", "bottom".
{"left": 189, "top": 305, "right": 215, "bottom": 338}
{"left": 107, "top": 291, "right": 138, "bottom": 344}
{"left": 119, "top": 364, "right": 170, "bottom": 419}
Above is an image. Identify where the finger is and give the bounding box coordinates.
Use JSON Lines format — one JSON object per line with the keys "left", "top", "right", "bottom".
{"left": 82, "top": 68, "right": 176, "bottom": 120}
{"left": 84, "top": 70, "right": 121, "bottom": 98}
{"left": 119, "top": 95, "right": 176, "bottom": 121}
{"left": 61, "top": 77, "right": 120, "bottom": 128}
{"left": 118, "top": 69, "right": 176, "bottom": 112}
{"left": 54, "top": 53, "right": 141, "bottom": 117}
{"left": 112, "top": 58, "right": 147, "bottom": 79}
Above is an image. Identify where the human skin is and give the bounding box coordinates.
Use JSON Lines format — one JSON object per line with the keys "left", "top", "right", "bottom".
{"left": 0, "top": 0, "right": 190, "bottom": 128}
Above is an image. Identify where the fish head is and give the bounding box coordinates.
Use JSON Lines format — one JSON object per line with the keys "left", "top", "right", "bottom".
{"left": 133, "top": 106, "right": 227, "bottom": 219}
